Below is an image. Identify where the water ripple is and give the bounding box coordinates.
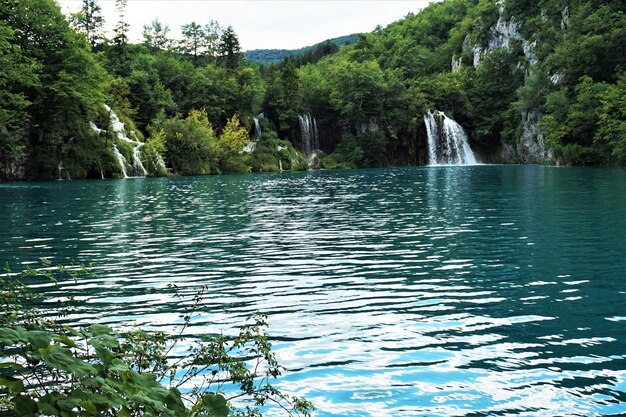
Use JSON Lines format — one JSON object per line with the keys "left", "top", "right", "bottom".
{"left": 2, "top": 166, "right": 626, "bottom": 416}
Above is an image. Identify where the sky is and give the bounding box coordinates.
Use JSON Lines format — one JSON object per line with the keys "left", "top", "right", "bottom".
{"left": 56, "top": 0, "right": 437, "bottom": 51}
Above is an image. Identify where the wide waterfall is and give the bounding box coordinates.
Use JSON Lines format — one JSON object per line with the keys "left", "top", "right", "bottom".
{"left": 298, "top": 113, "right": 319, "bottom": 157}
{"left": 424, "top": 110, "right": 477, "bottom": 166}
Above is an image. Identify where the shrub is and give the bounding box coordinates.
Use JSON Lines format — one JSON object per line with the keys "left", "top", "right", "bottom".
{"left": 0, "top": 263, "right": 313, "bottom": 417}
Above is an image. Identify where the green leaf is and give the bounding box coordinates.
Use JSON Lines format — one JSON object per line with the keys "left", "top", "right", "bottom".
{"left": 0, "top": 375, "right": 24, "bottom": 393}
{"left": 37, "top": 401, "right": 60, "bottom": 416}
{"left": 54, "top": 334, "right": 77, "bottom": 348}
{"left": 87, "top": 323, "right": 113, "bottom": 336}
{"left": 117, "top": 407, "right": 131, "bottom": 417}
{"left": 0, "top": 327, "right": 23, "bottom": 344}
{"left": 27, "top": 330, "right": 52, "bottom": 348}
{"left": 109, "top": 358, "right": 129, "bottom": 372}
{"left": 14, "top": 394, "right": 38, "bottom": 415}
{"left": 201, "top": 393, "right": 229, "bottom": 417}
{"left": 42, "top": 344, "right": 95, "bottom": 377}
{"left": 80, "top": 400, "right": 98, "bottom": 415}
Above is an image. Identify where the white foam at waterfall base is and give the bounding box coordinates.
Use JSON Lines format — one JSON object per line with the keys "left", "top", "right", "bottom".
{"left": 424, "top": 110, "right": 478, "bottom": 166}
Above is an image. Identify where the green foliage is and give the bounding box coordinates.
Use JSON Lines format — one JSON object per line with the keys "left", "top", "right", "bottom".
{"left": 143, "top": 19, "right": 172, "bottom": 51}
{"left": 467, "top": 49, "right": 525, "bottom": 146}
{"left": 0, "top": 264, "right": 314, "bottom": 417}
{"left": 329, "top": 60, "right": 388, "bottom": 123}
{"left": 594, "top": 72, "right": 626, "bottom": 162}
{"left": 218, "top": 116, "right": 251, "bottom": 173}
{"left": 2, "top": 0, "right": 626, "bottom": 178}
{"left": 142, "top": 129, "right": 170, "bottom": 176}
{"left": 323, "top": 134, "right": 364, "bottom": 169}
{"left": 158, "top": 109, "right": 220, "bottom": 175}
{"left": 553, "top": 143, "right": 603, "bottom": 166}
{"left": 218, "top": 25, "right": 243, "bottom": 71}
{"left": 244, "top": 34, "right": 359, "bottom": 64}
{"left": 70, "top": 0, "right": 105, "bottom": 48}
{"left": 1, "top": 0, "right": 107, "bottom": 180}
{"left": 250, "top": 131, "right": 307, "bottom": 172}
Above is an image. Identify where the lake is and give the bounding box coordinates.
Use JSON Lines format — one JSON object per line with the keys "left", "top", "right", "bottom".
{"left": 2, "top": 165, "right": 626, "bottom": 416}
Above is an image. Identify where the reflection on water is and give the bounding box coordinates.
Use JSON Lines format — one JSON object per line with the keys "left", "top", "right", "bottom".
{"left": 2, "top": 166, "right": 626, "bottom": 416}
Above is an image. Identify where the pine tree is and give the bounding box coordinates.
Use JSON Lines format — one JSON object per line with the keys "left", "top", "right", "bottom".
{"left": 180, "top": 22, "right": 204, "bottom": 62}
{"left": 72, "top": 0, "right": 104, "bottom": 48}
{"left": 142, "top": 19, "right": 171, "bottom": 50}
{"left": 218, "top": 25, "right": 242, "bottom": 71}
{"left": 113, "top": 0, "right": 129, "bottom": 74}
{"left": 203, "top": 20, "right": 222, "bottom": 64}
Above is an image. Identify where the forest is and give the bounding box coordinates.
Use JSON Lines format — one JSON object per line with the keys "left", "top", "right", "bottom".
{"left": 0, "top": 0, "right": 625, "bottom": 180}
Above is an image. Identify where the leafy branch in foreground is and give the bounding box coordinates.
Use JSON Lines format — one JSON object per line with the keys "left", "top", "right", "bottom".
{"left": 0, "top": 263, "right": 313, "bottom": 417}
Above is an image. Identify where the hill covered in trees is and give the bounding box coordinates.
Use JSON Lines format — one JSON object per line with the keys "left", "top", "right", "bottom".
{"left": 0, "top": 0, "right": 624, "bottom": 181}
{"left": 244, "top": 34, "right": 361, "bottom": 64}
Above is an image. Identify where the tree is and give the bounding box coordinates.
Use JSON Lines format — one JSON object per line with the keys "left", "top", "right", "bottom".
{"left": 219, "top": 115, "right": 249, "bottom": 154}
{"left": 0, "top": 264, "right": 314, "bottom": 417}
{"left": 113, "top": 0, "right": 129, "bottom": 73}
{"left": 203, "top": 20, "right": 222, "bottom": 64}
{"left": 159, "top": 109, "right": 220, "bottom": 175}
{"left": 218, "top": 25, "right": 243, "bottom": 70}
{"left": 180, "top": 22, "right": 204, "bottom": 62}
{"left": 594, "top": 72, "right": 626, "bottom": 162}
{"left": 215, "top": 115, "right": 251, "bottom": 173}
{"left": 72, "top": 0, "right": 104, "bottom": 48}
{"left": 142, "top": 19, "right": 171, "bottom": 51}
{"left": 1, "top": 0, "right": 107, "bottom": 180}
{"left": 329, "top": 59, "right": 388, "bottom": 123}
{"left": 0, "top": 21, "right": 38, "bottom": 179}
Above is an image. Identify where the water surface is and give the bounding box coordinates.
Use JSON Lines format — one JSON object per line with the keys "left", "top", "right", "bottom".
{"left": 2, "top": 166, "right": 626, "bottom": 416}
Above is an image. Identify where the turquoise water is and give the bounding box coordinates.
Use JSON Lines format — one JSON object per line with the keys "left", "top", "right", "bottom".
{"left": 2, "top": 165, "right": 626, "bottom": 416}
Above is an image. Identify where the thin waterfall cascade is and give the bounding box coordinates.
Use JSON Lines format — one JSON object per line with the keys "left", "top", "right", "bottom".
{"left": 57, "top": 161, "right": 69, "bottom": 180}
{"left": 132, "top": 143, "right": 148, "bottom": 177}
{"left": 112, "top": 145, "right": 128, "bottom": 178}
{"left": 154, "top": 153, "right": 167, "bottom": 173}
{"left": 298, "top": 113, "right": 320, "bottom": 157}
{"left": 89, "top": 121, "right": 105, "bottom": 136}
{"left": 254, "top": 117, "right": 261, "bottom": 141}
{"left": 424, "top": 110, "right": 478, "bottom": 166}
{"left": 93, "top": 105, "right": 148, "bottom": 177}
{"left": 243, "top": 113, "right": 264, "bottom": 153}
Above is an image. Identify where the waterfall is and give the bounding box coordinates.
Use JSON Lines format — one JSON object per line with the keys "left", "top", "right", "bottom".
{"left": 243, "top": 114, "right": 263, "bottom": 153}
{"left": 424, "top": 110, "right": 477, "bottom": 166}
{"left": 154, "top": 153, "right": 167, "bottom": 173}
{"left": 113, "top": 145, "right": 128, "bottom": 178}
{"left": 132, "top": 143, "right": 147, "bottom": 176}
{"left": 103, "top": 104, "right": 148, "bottom": 177}
{"left": 254, "top": 117, "right": 261, "bottom": 141}
{"left": 89, "top": 121, "right": 105, "bottom": 136}
{"left": 298, "top": 113, "right": 319, "bottom": 157}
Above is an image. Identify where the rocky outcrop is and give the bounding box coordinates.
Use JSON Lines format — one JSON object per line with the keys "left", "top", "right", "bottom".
{"left": 355, "top": 120, "right": 380, "bottom": 136}
{"left": 500, "top": 111, "right": 553, "bottom": 164}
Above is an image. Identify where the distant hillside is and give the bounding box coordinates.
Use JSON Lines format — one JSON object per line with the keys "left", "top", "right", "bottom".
{"left": 244, "top": 34, "right": 360, "bottom": 64}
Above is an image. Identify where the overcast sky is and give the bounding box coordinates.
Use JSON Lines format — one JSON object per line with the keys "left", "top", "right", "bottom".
{"left": 56, "top": 0, "right": 437, "bottom": 51}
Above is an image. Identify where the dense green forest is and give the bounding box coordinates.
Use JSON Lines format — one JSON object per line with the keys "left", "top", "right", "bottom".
{"left": 243, "top": 34, "right": 361, "bottom": 64}
{"left": 0, "top": 0, "right": 624, "bottom": 180}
